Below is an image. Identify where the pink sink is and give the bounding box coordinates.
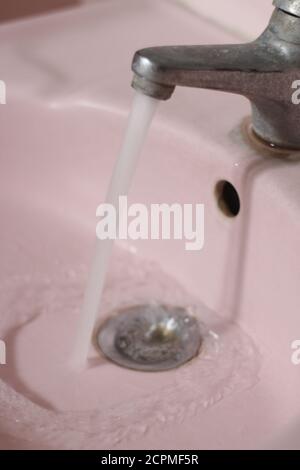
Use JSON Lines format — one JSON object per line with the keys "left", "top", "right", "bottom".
{"left": 0, "top": 0, "right": 299, "bottom": 450}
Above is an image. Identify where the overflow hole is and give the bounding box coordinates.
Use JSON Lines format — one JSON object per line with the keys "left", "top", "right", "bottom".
{"left": 215, "top": 181, "right": 240, "bottom": 217}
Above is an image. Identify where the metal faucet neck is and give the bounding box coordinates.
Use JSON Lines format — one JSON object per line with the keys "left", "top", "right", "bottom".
{"left": 273, "top": 0, "right": 300, "bottom": 17}
{"left": 132, "top": 2, "right": 300, "bottom": 149}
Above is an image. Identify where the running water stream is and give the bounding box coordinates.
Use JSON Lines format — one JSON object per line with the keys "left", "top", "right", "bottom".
{"left": 72, "top": 91, "right": 159, "bottom": 368}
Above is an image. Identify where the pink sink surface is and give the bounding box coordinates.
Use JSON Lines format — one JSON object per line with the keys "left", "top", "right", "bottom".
{"left": 0, "top": 0, "right": 300, "bottom": 450}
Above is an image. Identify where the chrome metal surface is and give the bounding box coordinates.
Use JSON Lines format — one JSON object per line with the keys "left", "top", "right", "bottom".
{"left": 132, "top": 4, "right": 300, "bottom": 149}
{"left": 97, "top": 305, "right": 202, "bottom": 372}
{"left": 273, "top": 0, "right": 300, "bottom": 17}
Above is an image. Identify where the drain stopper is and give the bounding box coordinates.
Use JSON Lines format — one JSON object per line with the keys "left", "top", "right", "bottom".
{"left": 97, "top": 304, "right": 202, "bottom": 372}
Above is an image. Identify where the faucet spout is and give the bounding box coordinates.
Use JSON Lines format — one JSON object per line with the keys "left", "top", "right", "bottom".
{"left": 131, "top": 4, "right": 300, "bottom": 149}
{"left": 132, "top": 43, "right": 269, "bottom": 99}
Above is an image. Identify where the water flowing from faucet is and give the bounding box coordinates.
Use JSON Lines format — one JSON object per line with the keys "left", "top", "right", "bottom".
{"left": 72, "top": 91, "right": 159, "bottom": 368}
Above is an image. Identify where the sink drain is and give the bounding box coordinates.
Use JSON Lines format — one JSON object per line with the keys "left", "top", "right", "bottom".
{"left": 96, "top": 304, "right": 202, "bottom": 372}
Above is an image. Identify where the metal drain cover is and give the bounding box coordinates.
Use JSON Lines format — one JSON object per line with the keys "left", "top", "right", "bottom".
{"left": 97, "top": 304, "right": 202, "bottom": 372}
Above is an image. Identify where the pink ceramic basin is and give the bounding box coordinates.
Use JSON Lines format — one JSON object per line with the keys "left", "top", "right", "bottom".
{"left": 0, "top": 0, "right": 299, "bottom": 450}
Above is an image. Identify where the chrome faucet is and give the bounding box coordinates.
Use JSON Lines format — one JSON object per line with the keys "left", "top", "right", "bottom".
{"left": 132, "top": 0, "right": 300, "bottom": 150}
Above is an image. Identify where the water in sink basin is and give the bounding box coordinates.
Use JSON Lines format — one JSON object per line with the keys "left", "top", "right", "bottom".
{"left": 0, "top": 89, "right": 261, "bottom": 449}
{"left": 0, "top": 243, "right": 260, "bottom": 448}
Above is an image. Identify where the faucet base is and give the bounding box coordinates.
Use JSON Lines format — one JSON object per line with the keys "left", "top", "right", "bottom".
{"left": 241, "top": 117, "right": 300, "bottom": 158}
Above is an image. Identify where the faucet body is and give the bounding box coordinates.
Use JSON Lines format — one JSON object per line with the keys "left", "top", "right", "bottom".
{"left": 132, "top": 1, "right": 300, "bottom": 149}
